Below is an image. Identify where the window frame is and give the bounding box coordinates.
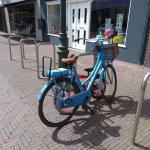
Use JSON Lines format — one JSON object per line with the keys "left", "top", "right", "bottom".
{"left": 89, "top": 0, "right": 132, "bottom": 48}
{"left": 122, "top": 0, "right": 132, "bottom": 47}
{"left": 46, "top": 0, "right": 60, "bottom": 36}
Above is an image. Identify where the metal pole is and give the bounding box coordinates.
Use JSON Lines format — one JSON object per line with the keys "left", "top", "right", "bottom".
{"left": 53, "top": 45, "right": 56, "bottom": 69}
{"left": 57, "top": 0, "right": 68, "bottom": 68}
{"left": 20, "top": 39, "right": 24, "bottom": 68}
{"left": 8, "top": 35, "right": 21, "bottom": 61}
{"left": 36, "top": 42, "right": 56, "bottom": 79}
{"left": 8, "top": 36, "right": 13, "bottom": 61}
{"left": 22, "top": 41, "right": 25, "bottom": 59}
{"left": 36, "top": 44, "right": 40, "bottom": 78}
{"left": 19, "top": 37, "right": 36, "bottom": 68}
{"left": 132, "top": 72, "right": 150, "bottom": 144}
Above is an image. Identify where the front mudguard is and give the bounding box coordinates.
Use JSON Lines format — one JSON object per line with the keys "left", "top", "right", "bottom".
{"left": 37, "top": 80, "right": 54, "bottom": 101}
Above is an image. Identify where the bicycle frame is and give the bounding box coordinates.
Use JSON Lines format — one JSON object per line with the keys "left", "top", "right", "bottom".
{"left": 72, "top": 49, "right": 105, "bottom": 92}
{"left": 57, "top": 45, "right": 107, "bottom": 109}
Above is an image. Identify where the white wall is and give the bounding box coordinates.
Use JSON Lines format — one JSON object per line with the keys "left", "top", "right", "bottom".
{"left": 0, "top": 0, "right": 2, "bottom": 6}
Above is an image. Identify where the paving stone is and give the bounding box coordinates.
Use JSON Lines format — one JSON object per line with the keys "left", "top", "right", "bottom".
{"left": 0, "top": 32, "right": 150, "bottom": 150}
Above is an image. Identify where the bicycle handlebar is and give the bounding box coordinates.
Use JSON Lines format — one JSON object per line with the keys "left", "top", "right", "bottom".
{"left": 74, "top": 38, "right": 102, "bottom": 47}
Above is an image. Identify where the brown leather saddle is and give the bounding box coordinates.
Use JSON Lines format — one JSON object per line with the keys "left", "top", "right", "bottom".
{"left": 61, "top": 55, "right": 78, "bottom": 64}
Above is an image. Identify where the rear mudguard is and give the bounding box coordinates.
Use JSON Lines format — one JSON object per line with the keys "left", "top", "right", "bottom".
{"left": 37, "top": 77, "right": 72, "bottom": 101}
{"left": 37, "top": 80, "right": 54, "bottom": 101}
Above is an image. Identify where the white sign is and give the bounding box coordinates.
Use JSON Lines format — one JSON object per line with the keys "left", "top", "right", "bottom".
{"left": 105, "top": 18, "right": 112, "bottom": 28}
{"left": 116, "top": 13, "right": 124, "bottom": 28}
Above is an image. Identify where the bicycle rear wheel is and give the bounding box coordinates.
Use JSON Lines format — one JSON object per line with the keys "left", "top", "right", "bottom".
{"left": 103, "top": 64, "right": 117, "bottom": 102}
{"left": 38, "top": 77, "right": 80, "bottom": 127}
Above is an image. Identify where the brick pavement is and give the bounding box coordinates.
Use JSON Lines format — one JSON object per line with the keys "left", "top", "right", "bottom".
{"left": 0, "top": 33, "right": 150, "bottom": 150}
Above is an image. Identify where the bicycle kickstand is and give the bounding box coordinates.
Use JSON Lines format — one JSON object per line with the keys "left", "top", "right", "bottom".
{"left": 82, "top": 104, "right": 95, "bottom": 115}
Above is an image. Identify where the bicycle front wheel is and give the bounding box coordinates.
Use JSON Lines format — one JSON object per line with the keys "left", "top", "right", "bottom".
{"left": 103, "top": 64, "right": 117, "bottom": 102}
{"left": 38, "top": 77, "right": 80, "bottom": 127}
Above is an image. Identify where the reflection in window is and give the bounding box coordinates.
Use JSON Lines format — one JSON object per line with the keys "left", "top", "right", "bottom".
{"left": 78, "top": 9, "right": 80, "bottom": 23}
{"left": 84, "top": 8, "right": 87, "bottom": 23}
{"left": 8, "top": 4, "right": 35, "bottom": 36}
{"left": 72, "top": 9, "right": 75, "bottom": 23}
{"left": 48, "top": 4, "right": 60, "bottom": 34}
{"left": 90, "top": 0, "right": 130, "bottom": 44}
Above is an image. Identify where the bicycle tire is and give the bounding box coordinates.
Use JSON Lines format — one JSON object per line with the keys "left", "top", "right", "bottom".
{"left": 38, "top": 77, "right": 80, "bottom": 127}
{"left": 102, "top": 64, "right": 117, "bottom": 102}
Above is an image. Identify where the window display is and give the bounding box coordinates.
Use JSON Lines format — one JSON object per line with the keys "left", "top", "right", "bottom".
{"left": 90, "top": 0, "right": 130, "bottom": 44}
{"left": 9, "top": 4, "right": 35, "bottom": 36}
{"left": 48, "top": 4, "right": 60, "bottom": 34}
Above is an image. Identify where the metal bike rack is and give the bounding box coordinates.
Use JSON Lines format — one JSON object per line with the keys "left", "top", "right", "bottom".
{"left": 20, "top": 37, "right": 37, "bottom": 68}
{"left": 8, "top": 35, "right": 22, "bottom": 60}
{"left": 1, "top": 33, "right": 16, "bottom": 37}
{"left": 35, "top": 42, "right": 56, "bottom": 79}
{"left": 132, "top": 72, "right": 150, "bottom": 144}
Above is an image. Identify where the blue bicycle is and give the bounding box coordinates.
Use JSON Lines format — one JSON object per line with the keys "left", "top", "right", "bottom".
{"left": 38, "top": 39, "right": 118, "bottom": 127}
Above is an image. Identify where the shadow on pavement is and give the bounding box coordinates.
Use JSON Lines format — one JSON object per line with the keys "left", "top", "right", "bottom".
{"left": 52, "top": 96, "right": 150, "bottom": 149}
{"left": 0, "top": 41, "right": 19, "bottom": 45}
{"left": 52, "top": 117, "right": 120, "bottom": 149}
{"left": 107, "top": 96, "right": 150, "bottom": 119}
{"left": 133, "top": 143, "right": 150, "bottom": 150}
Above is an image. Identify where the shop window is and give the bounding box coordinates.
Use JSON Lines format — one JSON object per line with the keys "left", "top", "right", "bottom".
{"left": 48, "top": 4, "right": 60, "bottom": 34}
{"left": 8, "top": 3, "right": 35, "bottom": 37}
{"left": 90, "top": 0, "right": 130, "bottom": 44}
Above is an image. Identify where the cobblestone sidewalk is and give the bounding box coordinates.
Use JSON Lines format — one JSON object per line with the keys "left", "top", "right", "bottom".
{"left": 0, "top": 33, "right": 150, "bottom": 150}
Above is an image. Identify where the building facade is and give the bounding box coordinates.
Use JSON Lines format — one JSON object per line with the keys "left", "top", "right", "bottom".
{"left": 2, "top": 0, "right": 43, "bottom": 40}
{"left": 0, "top": 0, "right": 6, "bottom": 32}
{"left": 2, "top": 0, "right": 150, "bottom": 66}
{"left": 39, "top": 0, "right": 150, "bottom": 66}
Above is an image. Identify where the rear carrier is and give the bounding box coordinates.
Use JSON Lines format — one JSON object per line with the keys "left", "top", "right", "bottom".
{"left": 41, "top": 56, "right": 69, "bottom": 80}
